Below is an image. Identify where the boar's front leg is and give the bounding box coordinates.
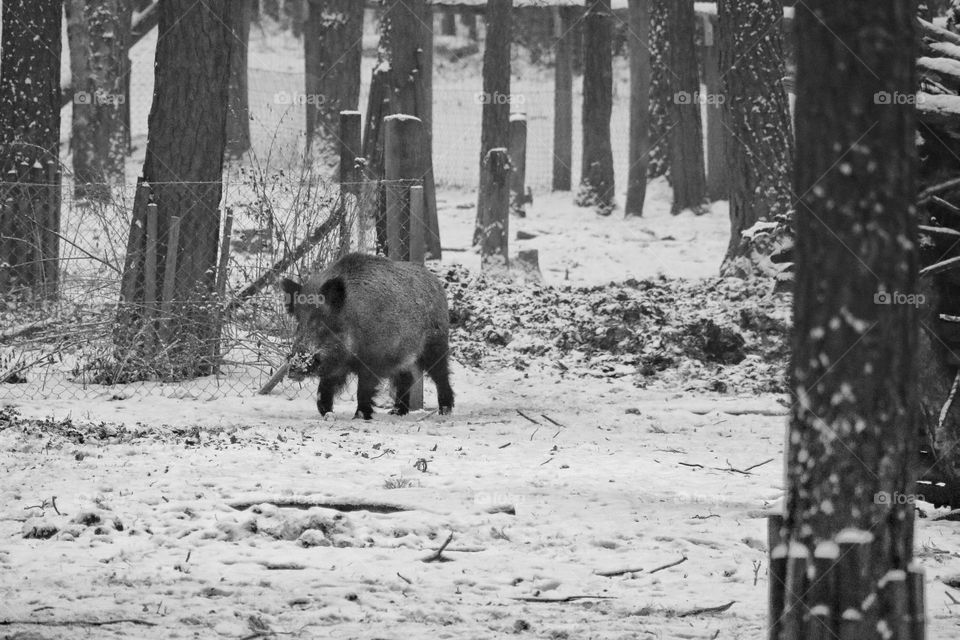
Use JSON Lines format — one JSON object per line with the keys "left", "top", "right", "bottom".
{"left": 354, "top": 369, "right": 379, "bottom": 420}
{"left": 390, "top": 370, "right": 414, "bottom": 416}
{"left": 317, "top": 373, "right": 347, "bottom": 416}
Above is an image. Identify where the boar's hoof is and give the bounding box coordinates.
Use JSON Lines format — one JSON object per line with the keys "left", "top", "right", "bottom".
{"left": 354, "top": 409, "right": 373, "bottom": 420}
{"left": 389, "top": 405, "right": 409, "bottom": 416}
{"left": 438, "top": 405, "right": 453, "bottom": 416}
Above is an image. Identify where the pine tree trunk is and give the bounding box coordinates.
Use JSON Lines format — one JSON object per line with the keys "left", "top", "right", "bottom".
{"left": 575, "top": 0, "right": 615, "bottom": 214}
{"left": 717, "top": 0, "right": 793, "bottom": 276}
{"left": 780, "top": 1, "right": 921, "bottom": 636}
{"left": 552, "top": 6, "right": 574, "bottom": 192}
{"left": 116, "top": 0, "right": 236, "bottom": 379}
{"left": 625, "top": 0, "right": 651, "bottom": 217}
{"left": 473, "top": 0, "right": 511, "bottom": 251}
{"left": 0, "top": 0, "right": 63, "bottom": 294}
{"left": 304, "top": 0, "right": 363, "bottom": 161}
{"left": 647, "top": 0, "right": 670, "bottom": 179}
{"left": 225, "top": 0, "right": 252, "bottom": 159}
{"left": 664, "top": 0, "right": 706, "bottom": 214}
{"left": 65, "top": 0, "right": 130, "bottom": 201}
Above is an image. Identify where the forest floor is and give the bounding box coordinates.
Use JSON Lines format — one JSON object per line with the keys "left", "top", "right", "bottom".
{"left": 3, "top": 183, "right": 959, "bottom": 640}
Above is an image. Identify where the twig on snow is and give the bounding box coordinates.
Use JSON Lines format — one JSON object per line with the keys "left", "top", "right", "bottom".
{"left": 516, "top": 409, "right": 540, "bottom": 425}
{"left": 677, "top": 600, "right": 736, "bottom": 618}
{"left": 648, "top": 555, "right": 687, "bottom": 575}
{"left": 511, "top": 595, "right": 616, "bottom": 603}
{"left": 422, "top": 531, "right": 454, "bottom": 563}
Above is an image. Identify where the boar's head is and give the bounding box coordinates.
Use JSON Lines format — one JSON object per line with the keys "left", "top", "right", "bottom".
{"left": 280, "top": 276, "right": 350, "bottom": 380}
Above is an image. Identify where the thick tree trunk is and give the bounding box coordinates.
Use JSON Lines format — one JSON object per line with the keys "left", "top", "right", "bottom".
{"left": 647, "top": 0, "right": 670, "bottom": 179}
{"left": 304, "top": 0, "right": 363, "bottom": 162}
{"left": 552, "top": 6, "right": 574, "bottom": 192}
{"left": 625, "top": 0, "right": 651, "bottom": 217}
{"left": 65, "top": 0, "right": 131, "bottom": 201}
{"left": 0, "top": 0, "right": 63, "bottom": 295}
{"left": 116, "top": 0, "right": 236, "bottom": 379}
{"left": 226, "top": 0, "right": 252, "bottom": 159}
{"left": 575, "top": 0, "right": 615, "bottom": 214}
{"left": 779, "top": 1, "right": 921, "bottom": 637}
{"left": 664, "top": 0, "right": 706, "bottom": 214}
{"left": 473, "top": 0, "right": 511, "bottom": 251}
{"left": 362, "top": 0, "right": 440, "bottom": 259}
{"left": 717, "top": 0, "right": 793, "bottom": 276}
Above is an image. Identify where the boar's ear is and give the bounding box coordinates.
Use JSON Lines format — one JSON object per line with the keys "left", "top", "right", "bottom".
{"left": 280, "top": 278, "right": 301, "bottom": 315}
{"left": 319, "top": 277, "right": 346, "bottom": 312}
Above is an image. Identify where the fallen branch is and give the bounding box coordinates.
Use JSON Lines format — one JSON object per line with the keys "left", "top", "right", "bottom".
{"left": 0, "top": 317, "right": 58, "bottom": 341}
{"left": 921, "top": 255, "right": 960, "bottom": 278}
{"left": 397, "top": 572, "right": 412, "bottom": 584}
{"left": 516, "top": 409, "right": 540, "bottom": 425}
{"left": 595, "top": 566, "right": 645, "bottom": 578}
{"left": 0, "top": 618, "right": 157, "bottom": 627}
{"left": 511, "top": 595, "right": 616, "bottom": 603}
{"left": 257, "top": 362, "right": 290, "bottom": 395}
{"left": 540, "top": 414, "right": 565, "bottom": 428}
{"left": 919, "top": 177, "right": 960, "bottom": 203}
{"left": 678, "top": 600, "right": 736, "bottom": 618}
{"left": 678, "top": 462, "right": 704, "bottom": 469}
{"left": 648, "top": 556, "right": 687, "bottom": 575}
{"left": 422, "top": 531, "right": 454, "bottom": 563}
{"left": 712, "top": 458, "right": 775, "bottom": 475}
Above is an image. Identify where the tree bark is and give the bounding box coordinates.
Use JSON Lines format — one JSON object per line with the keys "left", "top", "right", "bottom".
{"left": 116, "top": 0, "right": 237, "bottom": 378}
{"left": 664, "top": 0, "right": 706, "bottom": 214}
{"left": 65, "top": 0, "right": 131, "bottom": 200}
{"left": 304, "top": 0, "right": 364, "bottom": 161}
{"left": 575, "top": 0, "right": 615, "bottom": 214}
{"left": 226, "top": 0, "right": 252, "bottom": 159}
{"left": 0, "top": 0, "right": 63, "bottom": 294}
{"left": 552, "top": 6, "right": 574, "bottom": 192}
{"left": 473, "top": 0, "right": 511, "bottom": 249}
{"left": 780, "top": 1, "right": 920, "bottom": 636}
{"left": 717, "top": 0, "right": 793, "bottom": 276}
{"left": 440, "top": 9, "right": 456, "bottom": 36}
{"left": 625, "top": 0, "right": 651, "bottom": 217}
{"left": 647, "top": 0, "right": 670, "bottom": 179}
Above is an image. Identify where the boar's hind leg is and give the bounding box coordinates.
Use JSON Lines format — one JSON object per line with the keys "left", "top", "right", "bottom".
{"left": 354, "top": 369, "right": 379, "bottom": 420}
{"left": 317, "top": 373, "right": 347, "bottom": 416}
{"left": 420, "top": 341, "right": 454, "bottom": 415}
{"left": 390, "top": 371, "right": 414, "bottom": 416}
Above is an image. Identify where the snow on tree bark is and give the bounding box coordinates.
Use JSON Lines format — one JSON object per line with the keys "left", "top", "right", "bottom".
{"left": 575, "top": 0, "right": 616, "bottom": 215}
{"left": 717, "top": 0, "right": 793, "bottom": 276}
{"left": 647, "top": 0, "right": 670, "bottom": 179}
{"left": 783, "top": 0, "right": 920, "bottom": 634}
{"left": 66, "top": 0, "right": 131, "bottom": 200}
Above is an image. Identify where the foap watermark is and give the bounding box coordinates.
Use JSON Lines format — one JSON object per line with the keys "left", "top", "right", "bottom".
{"left": 873, "top": 290, "right": 925, "bottom": 307}
{"left": 874, "top": 91, "right": 925, "bottom": 106}
{"left": 274, "top": 90, "right": 327, "bottom": 106}
{"left": 281, "top": 291, "right": 327, "bottom": 308}
{"left": 673, "top": 91, "right": 724, "bottom": 105}
{"left": 474, "top": 91, "right": 524, "bottom": 106}
{"left": 473, "top": 491, "right": 543, "bottom": 509}
{"left": 74, "top": 89, "right": 125, "bottom": 106}
{"left": 874, "top": 491, "right": 923, "bottom": 506}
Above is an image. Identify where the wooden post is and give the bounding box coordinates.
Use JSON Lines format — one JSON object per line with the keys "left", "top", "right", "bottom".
{"left": 462, "top": 10, "right": 477, "bottom": 40}
{"left": 907, "top": 563, "right": 926, "bottom": 640}
{"left": 768, "top": 514, "right": 786, "bottom": 640}
{"left": 44, "top": 160, "right": 61, "bottom": 296}
{"left": 552, "top": 6, "right": 573, "bottom": 191}
{"left": 159, "top": 216, "right": 181, "bottom": 338}
{"left": 339, "top": 110, "right": 362, "bottom": 256}
{"left": 440, "top": 9, "right": 456, "bottom": 36}
{"left": 120, "top": 180, "right": 149, "bottom": 307}
{"left": 509, "top": 113, "right": 527, "bottom": 217}
{"left": 836, "top": 531, "right": 874, "bottom": 640}
{"left": 29, "top": 163, "right": 47, "bottom": 290}
{"left": 780, "top": 542, "right": 810, "bottom": 639}
{"left": 880, "top": 570, "right": 909, "bottom": 640}
{"left": 701, "top": 12, "right": 726, "bottom": 200}
{"left": 212, "top": 208, "right": 234, "bottom": 372}
{"left": 408, "top": 184, "right": 425, "bottom": 411}
{"left": 384, "top": 114, "right": 425, "bottom": 260}
{"left": 143, "top": 202, "right": 159, "bottom": 349}
{"left": 478, "top": 148, "right": 510, "bottom": 270}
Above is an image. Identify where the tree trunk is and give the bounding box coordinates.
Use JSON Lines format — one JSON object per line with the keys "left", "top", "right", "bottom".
{"left": 717, "top": 0, "right": 793, "bottom": 276}
{"left": 304, "top": 0, "right": 363, "bottom": 162}
{"left": 575, "top": 0, "right": 615, "bottom": 214}
{"left": 647, "top": 0, "right": 670, "bottom": 179}
{"left": 778, "top": 1, "right": 921, "bottom": 637}
{"left": 115, "top": 0, "right": 236, "bottom": 379}
{"left": 625, "top": 0, "right": 651, "bottom": 217}
{"left": 664, "top": 0, "right": 706, "bottom": 214}
{"left": 263, "top": 0, "right": 280, "bottom": 21}
{"left": 473, "top": 0, "right": 511, "bottom": 249}
{"left": 552, "top": 6, "right": 574, "bottom": 192}
{"left": 440, "top": 9, "right": 456, "bottom": 36}
{"left": 462, "top": 11, "right": 478, "bottom": 40}
{"left": 362, "top": 0, "right": 440, "bottom": 259}
{"left": 226, "top": 0, "right": 252, "bottom": 159}
{"left": 65, "top": 0, "right": 131, "bottom": 201}
{"left": 0, "top": 0, "right": 63, "bottom": 295}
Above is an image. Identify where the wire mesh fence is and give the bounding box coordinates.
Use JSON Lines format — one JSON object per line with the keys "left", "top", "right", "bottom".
{"left": 0, "top": 172, "right": 381, "bottom": 402}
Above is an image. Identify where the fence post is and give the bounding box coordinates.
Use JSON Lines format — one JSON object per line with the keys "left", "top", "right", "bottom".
{"left": 339, "top": 110, "right": 362, "bottom": 256}
{"left": 509, "top": 113, "right": 528, "bottom": 217}
{"left": 907, "top": 563, "right": 926, "bottom": 640}
{"left": 701, "top": 11, "right": 727, "bottom": 200}
{"left": 553, "top": 6, "right": 573, "bottom": 191}
{"left": 384, "top": 114, "right": 425, "bottom": 260}
{"left": 768, "top": 514, "right": 786, "bottom": 640}
{"left": 212, "top": 208, "right": 233, "bottom": 373}
{"left": 408, "top": 184, "right": 426, "bottom": 411}
{"left": 159, "top": 216, "right": 181, "bottom": 341}
{"left": 837, "top": 531, "right": 874, "bottom": 639}
{"left": 45, "top": 160, "right": 61, "bottom": 297}
{"left": 143, "top": 202, "right": 159, "bottom": 352}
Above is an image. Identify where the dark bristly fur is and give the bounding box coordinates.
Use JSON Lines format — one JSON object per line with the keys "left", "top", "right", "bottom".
{"left": 282, "top": 253, "right": 454, "bottom": 419}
